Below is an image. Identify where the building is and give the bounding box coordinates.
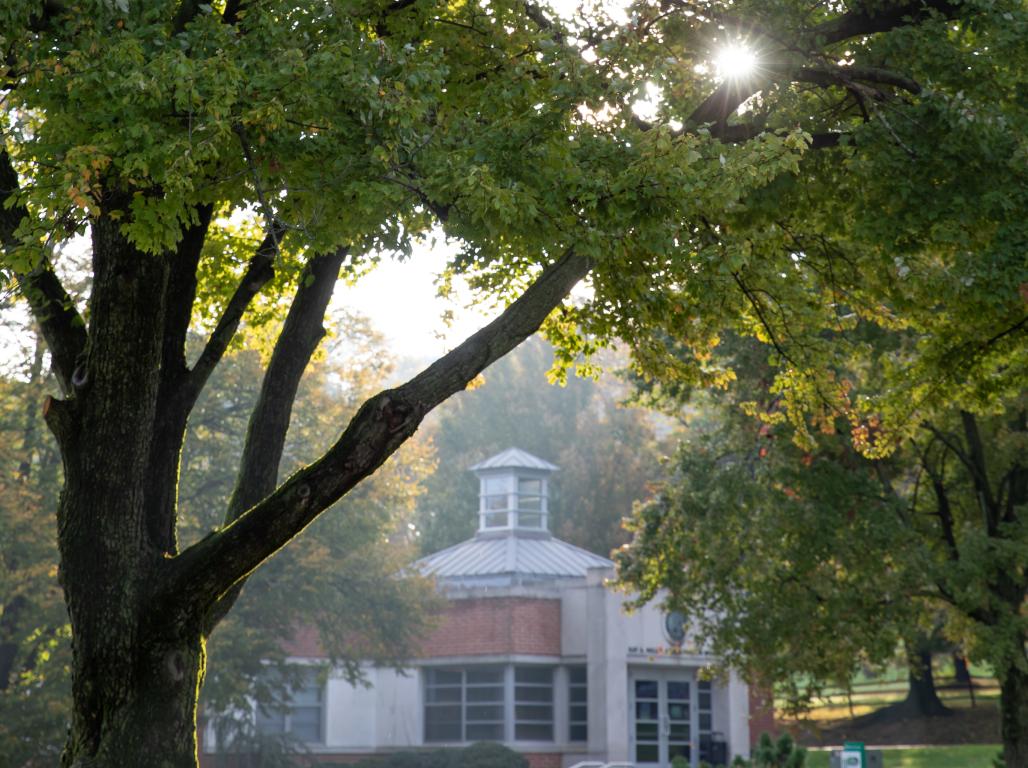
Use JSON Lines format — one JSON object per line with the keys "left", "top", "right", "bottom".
{"left": 203, "top": 448, "right": 770, "bottom": 767}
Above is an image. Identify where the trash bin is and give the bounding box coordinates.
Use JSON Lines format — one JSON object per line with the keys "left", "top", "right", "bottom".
{"left": 841, "top": 742, "right": 865, "bottom": 768}
{"left": 829, "top": 742, "right": 883, "bottom": 768}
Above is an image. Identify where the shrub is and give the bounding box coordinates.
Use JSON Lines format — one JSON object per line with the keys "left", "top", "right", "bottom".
{"left": 341, "top": 742, "right": 528, "bottom": 768}
{"left": 733, "top": 733, "right": 806, "bottom": 768}
{"left": 460, "top": 742, "right": 530, "bottom": 768}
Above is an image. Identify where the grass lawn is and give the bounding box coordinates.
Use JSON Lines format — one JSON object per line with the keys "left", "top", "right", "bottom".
{"left": 804, "top": 744, "right": 1000, "bottom": 768}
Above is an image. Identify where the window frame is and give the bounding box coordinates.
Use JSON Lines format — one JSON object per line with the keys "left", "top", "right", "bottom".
{"left": 477, "top": 471, "right": 550, "bottom": 531}
{"left": 253, "top": 667, "right": 326, "bottom": 745}
{"left": 567, "top": 665, "right": 588, "bottom": 743}
{"left": 422, "top": 664, "right": 561, "bottom": 745}
{"left": 513, "top": 666, "right": 554, "bottom": 741}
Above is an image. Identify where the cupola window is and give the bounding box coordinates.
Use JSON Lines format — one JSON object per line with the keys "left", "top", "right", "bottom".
{"left": 515, "top": 478, "right": 544, "bottom": 528}
{"left": 469, "top": 448, "right": 558, "bottom": 533}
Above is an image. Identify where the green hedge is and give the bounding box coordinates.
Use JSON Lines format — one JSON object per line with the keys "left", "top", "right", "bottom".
{"left": 330, "top": 742, "right": 529, "bottom": 768}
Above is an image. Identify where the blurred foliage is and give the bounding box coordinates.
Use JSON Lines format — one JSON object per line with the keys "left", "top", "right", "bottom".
{"left": 0, "top": 328, "right": 69, "bottom": 767}
{"left": 0, "top": 316, "right": 441, "bottom": 762}
{"left": 618, "top": 333, "right": 1027, "bottom": 724}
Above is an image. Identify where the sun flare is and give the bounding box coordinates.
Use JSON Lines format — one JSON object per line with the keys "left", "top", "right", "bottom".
{"left": 715, "top": 44, "right": 758, "bottom": 80}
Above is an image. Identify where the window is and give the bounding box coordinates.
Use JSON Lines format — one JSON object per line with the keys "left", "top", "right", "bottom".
{"left": 478, "top": 473, "right": 550, "bottom": 529}
{"left": 515, "top": 478, "right": 545, "bottom": 528}
{"left": 425, "top": 667, "right": 505, "bottom": 742}
{"left": 424, "top": 666, "right": 558, "bottom": 744}
{"left": 568, "top": 666, "right": 587, "bottom": 742}
{"left": 254, "top": 670, "right": 323, "bottom": 743}
{"left": 481, "top": 477, "right": 511, "bottom": 527}
{"left": 514, "top": 667, "right": 553, "bottom": 741}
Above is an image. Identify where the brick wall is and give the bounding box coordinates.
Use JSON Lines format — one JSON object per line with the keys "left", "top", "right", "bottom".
{"left": 523, "top": 753, "right": 563, "bottom": 768}
{"left": 748, "top": 686, "right": 776, "bottom": 745}
{"left": 419, "top": 597, "right": 562, "bottom": 657}
{"left": 282, "top": 623, "right": 323, "bottom": 657}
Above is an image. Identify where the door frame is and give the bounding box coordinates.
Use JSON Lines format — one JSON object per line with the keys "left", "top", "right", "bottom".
{"left": 628, "top": 667, "right": 700, "bottom": 768}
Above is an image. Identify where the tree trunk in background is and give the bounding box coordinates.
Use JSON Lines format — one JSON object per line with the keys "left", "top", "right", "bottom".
{"left": 899, "top": 648, "right": 950, "bottom": 718}
{"left": 1001, "top": 665, "right": 1028, "bottom": 768}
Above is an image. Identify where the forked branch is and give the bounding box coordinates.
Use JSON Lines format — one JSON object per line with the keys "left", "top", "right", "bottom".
{"left": 165, "top": 248, "right": 591, "bottom": 617}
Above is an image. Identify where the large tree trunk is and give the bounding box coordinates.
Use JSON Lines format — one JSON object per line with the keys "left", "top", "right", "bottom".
{"left": 900, "top": 647, "right": 950, "bottom": 718}
{"left": 51, "top": 214, "right": 194, "bottom": 767}
{"left": 1001, "top": 665, "right": 1028, "bottom": 768}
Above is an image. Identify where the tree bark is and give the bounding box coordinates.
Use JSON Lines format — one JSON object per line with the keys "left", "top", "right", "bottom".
{"left": 1001, "top": 665, "right": 1028, "bottom": 768}
{"left": 55, "top": 208, "right": 194, "bottom": 767}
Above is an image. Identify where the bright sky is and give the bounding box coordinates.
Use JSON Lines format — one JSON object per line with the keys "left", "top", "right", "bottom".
{"left": 332, "top": 238, "right": 495, "bottom": 363}
{"left": 0, "top": 234, "right": 499, "bottom": 375}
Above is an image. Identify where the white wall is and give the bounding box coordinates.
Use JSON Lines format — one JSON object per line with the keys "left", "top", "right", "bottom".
{"left": 322, "top": 666, "right": 421, "bottom": 750}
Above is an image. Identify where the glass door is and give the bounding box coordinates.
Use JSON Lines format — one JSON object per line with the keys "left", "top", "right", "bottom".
{"left": 633, "top": 678, "right": 661, "bottom": 766}
{"left": 665, "top": 679, "right": 691, "bottom": 764}
{"left": 632, "top": 671, "right": 697, "bottom": 768}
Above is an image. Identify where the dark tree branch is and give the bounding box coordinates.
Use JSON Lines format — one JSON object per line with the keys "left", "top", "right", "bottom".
{"left": 383, "top": 0, "right": 420, "bottom": 13}
{"left": 1, "top": 146, "right": 86, "bottom": 393}
{"left": 26, "top": 0, "right": 66, "bottom": 31}
{"left": 1002, "top": 411, "right": 1027, "bottom": 525}
{"left": 686, "top": 0, "right": 957, "bottom": 131}
{"left": 923, "top": 421, "right": 980, "bottom": 493}
{"left": 523, "top": 1, "right": 564, "bottom": 44}
{"left": 14, "top": 262, "right": 87, "bottom": 395}
{"left": 172, "top": 0, "right": 206, "bottom": 34}
{"left": 921, "top": 452, "right": 960, "bottom": 561}
{"left": 164, "top": 248, "right": 591, "bottom": 616}
{"left": 960, "top": 410, "right": 999, "bottom": 535}
{"left": 184, "top": 222, "right": 285, "bottom": 402}
{"left": 794, "top": 65, "right": 921, "bottom": 95}
{"left": 814, "top": 0, "right": 959, "bottom": 46}
{"left": 161, "top": 204, "right": 215, "bottom": 385}
{"left": 141, "top": 204, "right": 215, "bottom": 553}
{"left": 225, "top": 247, "right": 348, "bottom": 523}
{"left": 222, "top": 0, "right": 243, "bottom": 24}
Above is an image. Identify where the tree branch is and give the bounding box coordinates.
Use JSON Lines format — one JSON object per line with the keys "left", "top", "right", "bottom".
{"left": 184, "top": 222, "right": 285, "bottom": 402}
{"left": 921, "top": 450, "right": 960, "bottom": 562}
{"left": 164, "top": 248, "right": 591, "bottom": 617}
{"left": 794, "top": 65, "right": 921, "bottom": 95}
{"left": 225, "top": 247, "right": 348, "bottom": 523}
{"left": 959, "top": 410, "right": 999, "bottom": 535}
{"left": 172, "top": 0, "right": 206, "bottom": 34}
{"left": 162, "top": 204, "right": 215, "bottom": 386}
{"left": 141, "top": 204, "right": 215, "bottom": 553}
{"left": 813, "top": 0, "right": 959, "bottom": 47}
{"left": 1, "top": 146, "right": 86, "bottom": 393}
{"left": 685, "top": 0, "right": 957, "bottom": 131}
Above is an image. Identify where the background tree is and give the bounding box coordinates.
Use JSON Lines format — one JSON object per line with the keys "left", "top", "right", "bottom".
{"left": 617, "top": 336, "right": 1027, "bottom": 760}
{"left": 0, "top": 328, "right": 70, "bottom": 766}
{"left": 416, "top": 336, "right": 664, "bottom": 555}
{"left": 1, "top": 0, "right": 1022, "bottom": 765}
{"left": 0, "top": 316, "right": 439, "bottom": 765}
{"left": 173, "top": 316, "right": 439, "bottom": 750}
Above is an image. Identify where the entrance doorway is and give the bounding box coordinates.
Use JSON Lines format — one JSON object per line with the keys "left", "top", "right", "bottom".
{"left": 630, "top": 670, "right": 716, "bottom": 768}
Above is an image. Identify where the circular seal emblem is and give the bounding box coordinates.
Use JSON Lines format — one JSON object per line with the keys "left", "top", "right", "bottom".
{"left": 664, "top": 610, "right": 686, "bottom": 645}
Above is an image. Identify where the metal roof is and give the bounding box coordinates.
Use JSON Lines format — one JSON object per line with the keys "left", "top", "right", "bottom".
{"left": 468, "top": 447, "right": 560, "bottom": 473}
{"left": 415, "top": 531, "right": 613, "bottom": 587}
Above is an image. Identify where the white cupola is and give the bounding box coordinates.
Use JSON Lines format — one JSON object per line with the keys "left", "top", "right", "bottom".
{"left": 467, "top": 448, "right": 559, "bottom": 533}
